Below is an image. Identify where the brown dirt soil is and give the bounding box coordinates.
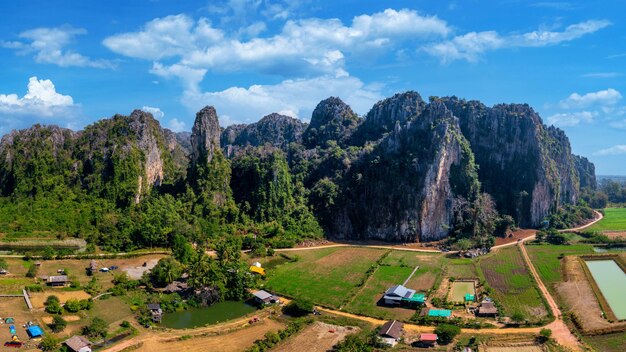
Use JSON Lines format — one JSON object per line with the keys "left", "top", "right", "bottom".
{"left": 108, "top": 318, "right": 285, "bottom": 352}
{"left": 41, "top": 315, "right": 80, "bottom": 323}
{"left": 29, "top": 291, "right": 91, "bottom": 309}
{"left": 313, "top": 247, "right": 383, "bottom": 269}
{"left": 0, "top": 298, "right": 37, "bottom": 349}
{"left": 494, "top": 229, "right": 537, "bottom": 247}
{"left": 405, "top": 271, "right": 436, "bottom": 291}
{"left": 602, "top": 231, "right": 626, "bottom": 239}
{"left": 556, "top": 256, "right": 626, "bottom": 333}
{"left": 484, "top": 347, "right": 544, "bottom": 352}
{"left": 273, "top": 322, "right": 358, "bottom": 352}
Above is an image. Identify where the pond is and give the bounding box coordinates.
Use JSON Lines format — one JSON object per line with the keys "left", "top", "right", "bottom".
{"left": 161, "top": 301, "right": 258, "bottom": 329}
{"left": 585, "top": 260, "right": 626, "bottom": 320}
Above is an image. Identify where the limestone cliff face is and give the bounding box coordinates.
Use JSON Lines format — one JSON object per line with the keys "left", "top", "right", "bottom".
{"left": 441, "top": 98, "right": 579, "bottom": 227}
{"left": 574, "top": 154, "right": 597, "bottom": 189}
{"left": 221, "top": 113, "right": 306, "bottom": 156}
{"left": 191, "top": 106, "right": 221, "bottom": 166}
{"left": 302, "top": 97, "right": 360, "bottom": 148}
{"left": 330, "top": 101, "right": 477, "bottom": 241}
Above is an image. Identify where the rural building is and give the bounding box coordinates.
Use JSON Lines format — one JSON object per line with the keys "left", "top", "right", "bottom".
{"left": 47, "top": 275, "right": 69, "bottom": 287}
{"left": 477, "top": 300, "right": 497, "bottom": 317}
{"left": 420, "top": 308, "right": 452, "bottom": 318}
{"left": 63, "top": 335, "right": 92, "bottom": 352}
{"left": 163, "top": 281, "right": 189, "bottom": 294}
{"left": 87, "top": 260, "right": 97, "bottom": 275}
{"left": 252, "top": 290, "right": 278, "bottom": 305}
{"left": 377, "top": 320, "right": 404, "bottom": 347}
{"left": 418, "top": 333, "right": 438, "bottom": 347}
{"left": 147, "top": 303, "right": 162, "bottom": 323}
{"left": 26, "top": 325, "right": 44, "bottom": 338}
{"left": 383, "top": 285, "right": 424, "bottom": 306}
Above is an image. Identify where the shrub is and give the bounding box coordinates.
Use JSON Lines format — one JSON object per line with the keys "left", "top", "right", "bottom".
{"left": 120, "top": 320, "right": 131, "bottom": 328}
{"left": 26, "top": 264, "right": 38, "bottom": 278}
{"left": 434, "top": 324, "right": 461, "bottom": 344}
{"left": 50, "top": 315, "right": 67, "bottom": 333}
{"left": 82, "top": 317, "right": 108, "bottom": 338}
{"left": 283, "top": 299, "right": 314, "bottom": 317}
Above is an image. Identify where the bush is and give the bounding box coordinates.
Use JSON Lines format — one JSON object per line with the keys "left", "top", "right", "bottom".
{"left": 120, "top": 320, "right": 131, "bottom": 328}
{"left": 82, "top": 317, "right": 108, "bottom": 338}
{"left": 39, "top": 334, "right": 59, "bottom": 351}
{"left": 283, "top": 299, "right": 313, "bottom": 317}
{"left": 25, "top": 284, "right": 43, "bottom": 292}
{"left": 50, "top": 315, "right": 67, "bottom": 333}
{"left": 26, "top": 264, "right": 38, "bottom": 278}
{"left": 538, "top": 328, "right": 552, "bottom": 343}
{"left": 434, "top": 324, "right": 461, "bottom": 344}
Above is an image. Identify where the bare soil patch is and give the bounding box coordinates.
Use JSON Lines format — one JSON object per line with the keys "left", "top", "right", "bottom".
{"left": 556, "top": 256, "right": 626, "bottom": 334}
{"left": 122, "top": 256, "right": 162, "bottom": 279}
{"left": 602, "top": 231, "right": 626, "bottom": 240}
{"left": 495, "top": 229, "right": 536, "bottom": 246}
{"left": 41, "top": 314, "right": 80, "bottom": 324}
{"left": 405, "top": 271, "right": 436, "bottom": 291}
{"left": 273, "top": 322, "right": 358, "bottom": 352}
{"left": 128, "top": 318, "right": 285, "bottom": 352}
{"left": 29, "top": 291, "right": 91, "bottom": 309}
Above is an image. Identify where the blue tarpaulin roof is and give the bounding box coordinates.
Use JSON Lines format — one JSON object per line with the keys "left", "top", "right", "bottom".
{"left": 27, "top": 325, "right": 44, "bottom": 338}
{"left": 428, "top": 309, "right": 452, "bottom": 317}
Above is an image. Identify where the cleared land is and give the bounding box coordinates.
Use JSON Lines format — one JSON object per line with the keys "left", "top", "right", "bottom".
{"left": 265, "top": 247, "right": 386, "bottom": 308}
{"left": 524, "top": 244, "right": 594, "bottom": 292}
{"left": 449, "top": 281, "right": 475, "bottom": 302}
{"left": 273, "top": 322, "right": 357, "bottom": 352}
{"left": 479, "top": 247, "right": 548, "bottom": 322}
{"left": 588, "top": 208, "right": 626, "bottom": 232}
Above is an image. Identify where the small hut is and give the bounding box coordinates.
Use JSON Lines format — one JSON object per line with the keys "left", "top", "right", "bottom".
{"left": 477, "top": 300, "right": 497, "bottom": 317}
{"left": 87, "top": 260, "right": 97, "bottom": 276}
{"left": 47, "top": 275, "right": 69, "bottom": 287}
{"left": 418, "top": 333, "right": 438, "bottom": 347}
{"left": 378, "top": 320, "right": 404, "bottom": 347}
{"left": 147, "top": 303, "right": 162, "bottom": 323}
{"left": 63, "top": 335, "right": 92, "bottom": 352}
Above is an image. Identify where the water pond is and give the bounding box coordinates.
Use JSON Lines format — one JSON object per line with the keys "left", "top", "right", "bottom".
{"left": 585, "top": 260, "right": 626, "bottom": 320}
{"left": 161, "top": 301, "right": 258, "bottom": 329}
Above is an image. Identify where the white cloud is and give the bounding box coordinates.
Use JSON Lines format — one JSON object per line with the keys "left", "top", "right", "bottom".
{"left": 150, "top": 62, "right": 207, "bottom": 91}
{"left": 140, "top": 106, "right": 164, "bottom": 119}
{"left": 581, "top": 72, "right": 623, "bottom": 78}
{"left": 2, "top": 26, "right": 113, "bottom": 68}
{"left": 167, "top": 118, "right": 186, "bottom": 132}
{"left": 0, "top": 77, "right": 79, "bottom": 135}
{"left": 559, "top": 88, "right": 622, "bottom": 109}
{"left": 547, "top": 111, "right": 596, "bottom": 126}
{"left": 424, "top": 19, "right": 611, "bottom": 63}
{"left": 104, "top": 9, "right": 450, "bottom": 86}
{"left": 594, "top": 145, "right": 626, "bottom": 156}
{"left": 182, "top": 74, "right": 383, "bottom": 126}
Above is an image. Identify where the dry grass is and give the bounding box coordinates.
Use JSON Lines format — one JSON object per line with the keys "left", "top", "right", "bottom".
{"left": 29, "top": 291, "right": 91, "bottom": 309}
{"left": 273, "top": 322, "right": 358, "bottom": 352}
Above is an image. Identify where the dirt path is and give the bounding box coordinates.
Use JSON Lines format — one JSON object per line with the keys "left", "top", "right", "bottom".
{"left": 275, "top": 243, "right": 441, "bottom": 253}
{"left": 557, "top": 210, "right": 603, "bottom": 233}
{"left": 518, "top": 242, "right": 581, "bottom": 351}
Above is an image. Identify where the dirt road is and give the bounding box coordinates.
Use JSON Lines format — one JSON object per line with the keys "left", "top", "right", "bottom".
{"left": 518, "top": 242, "right": 581, "bottom": 351}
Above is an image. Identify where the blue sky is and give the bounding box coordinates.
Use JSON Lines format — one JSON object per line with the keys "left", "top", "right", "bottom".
{"left": 1, "top": 0, "right": 625, "bottom": 175}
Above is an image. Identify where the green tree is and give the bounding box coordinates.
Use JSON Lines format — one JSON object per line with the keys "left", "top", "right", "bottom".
{"left": 0, "top": 258, "right": 7, "bottom": 270}
{"left": 45, "top": 295, "right": 63, "bottom": 314}
{"left": 64, "top": 298, "right": 81, "bottom": 313}
{"left": 172, "top": 234, "right": 195, "bottom": 264}
{"left": 511, "top": 311, "right": 525, "bottom": 324}
{"left": 538, "top": 328, "right": 552, "bottom": 343}
{"left": 50, "top": 315, "right": 67, "bottom": 333}
{"left": 82, "top": 317, "right": 108, "bottom": 339}
{"left": 39, "top": 334, "right": 59, "bottom": 351}
{"left": 434, "top": 324, "right": 461, "bottom": 344}
{"left": 283, "top": 299, "right": 314, "bottom": 317}
{"left": 149, "top": 257, "right": 183, "bottom": 287}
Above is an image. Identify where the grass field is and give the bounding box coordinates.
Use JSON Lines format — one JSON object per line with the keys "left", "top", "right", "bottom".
{"left": 265, "top": 247, "right": 386, "bottom": 308}
{"left": 524, "top": 244, "right": 594, "bottom": 291}
{"left": 588, "top": 208, "right": 626, "bottom": 232}
{"left": 479, "top": 247, "right": 548, "bottom": 322}
{"left": 449, "top": 281, "right": 475, "bottom": 302}
{"left": 446, "top": 258, "right": 479, "bottom": 278}
{"left": 584, "top": 331, "right": 626, "bottom": 352}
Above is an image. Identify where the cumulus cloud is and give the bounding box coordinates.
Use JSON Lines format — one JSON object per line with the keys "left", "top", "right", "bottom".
{"left": 558, "top": 88, "right": 622, "bottom": 109}
{"left": 104, "top": 9, "right": 450, "bottom": 85}
{"left": 167, "top": 118, "right": 186, "bottom": 132}
{"left": 424, "top": 19, "right": 611, "bottom": 63}
{"left": 594, "top": 145, "right": 626, "bottom": 156}
{"left": 182, "top": 74, "right": 383, "bottom": 126}
{"left": 140, "top": 106, "right": 165, "bottom": 119}
{"left": 0, "top": 77, "right": 79, "bottom": 135}
{"left": 2, "top": 26, "right": 113, "bottom": 68}
{"left": 547, "top": 111, "right": 596, "bottom": 127}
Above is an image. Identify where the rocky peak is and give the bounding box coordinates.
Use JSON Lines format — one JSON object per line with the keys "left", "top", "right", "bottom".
{"left": 354, "top": 91, "right": 426, "bottom": 144}
{"left": 574, "top": 155, "right": 597, "bottom": 190}
{"left": 191, "top": 106, "right": 221, "bottom": 166}
{"left": 221, "top": 113, "right": 306, "bottom": 154}
{"left": 303, "top": 97, "right": 360, "bottom": 148}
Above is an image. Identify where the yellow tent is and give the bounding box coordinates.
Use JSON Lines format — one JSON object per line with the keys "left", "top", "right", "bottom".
{"left": 249, "top": 266, "right": 266, "bottom": 276}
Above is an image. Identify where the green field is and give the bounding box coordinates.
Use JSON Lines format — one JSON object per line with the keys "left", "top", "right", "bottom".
{"left": 479, "top": 246, "right": 549, "bottom": 322}
{"left": 584, "top": 331, "right": 626, "bottom": 352}
{"left": 525, "top": 244, "right": 594, "bottom": 291}
{"left": 265, "top": 247, "right": 386, "bottom": 308}
{"left": 588, "top": 208, "right": 626, "bottom": 232}
{"left": 343, "top": 251, "right": 444, "bottom": 320}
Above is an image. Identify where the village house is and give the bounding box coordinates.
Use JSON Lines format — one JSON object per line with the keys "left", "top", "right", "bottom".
{"left": 252, "top": 290, "right": 278, "bottom": 305}
{"left": 417, "top": 333, "right": 438, "bottom": 347}
{"left": 147, "top": 303, "right": 162, "bottom": 323}
{"left": 378, "top": 320, "right": 404, "bottom": 347}
{"left": 63, "top": 335, "right": 92, "bottom": 352}
{"left": 47, "top": 275, "right": 69, "bottom": 287}
{"left": 87, "top": 260, "right": 97, "bottom": 276}
{"left": 477, "top": 299, "right": 498, "bottom": 317}
{"left": 383, "top": 285, "right": 425, "bottom": 306}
